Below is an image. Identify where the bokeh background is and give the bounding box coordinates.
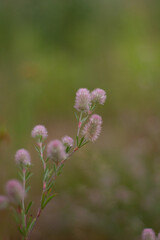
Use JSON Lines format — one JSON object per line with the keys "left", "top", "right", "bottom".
{"left": 1, "top": 0, "right": 160, "bottom": 239}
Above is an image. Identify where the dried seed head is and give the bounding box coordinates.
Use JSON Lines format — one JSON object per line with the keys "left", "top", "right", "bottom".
{"left": 142, "top": 229, "right": 156, "bottom": 240}
{"left": 31, "top": 125, "right": 48, "bottom": 141}
{"left": 74, "top": 88, "right": 91, "bottom": 112}
{"left": 0, "top": 196, "right": 9, "bottom": 210}
{"left": 62, "top": 136, "right": 74, "bottom": 148}
{"left": 91, "top": 88, "right": 106, "bottom": 105}
{"left": 82, "top": 114, "right": 102, "bottom": 142}
{"left": 47, "top": 140, "right": 67, "bottom": 164}
{"left": 15, "top": 149, "right": 31, "bottom": 166}
{"left": 6, "top": 179, "right": 24, "bottom": 204}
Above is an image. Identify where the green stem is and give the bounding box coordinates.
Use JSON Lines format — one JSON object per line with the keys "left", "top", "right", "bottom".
{"left": 77, "top": 111, "right": 83, "bottom": 140}
{"left": 22, "top": 168, "right": 26, "bottom": 238}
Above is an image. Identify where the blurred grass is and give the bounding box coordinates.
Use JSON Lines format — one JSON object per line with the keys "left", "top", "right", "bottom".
{"left": 1, "top": 0, "right": 160, "bottom": 239}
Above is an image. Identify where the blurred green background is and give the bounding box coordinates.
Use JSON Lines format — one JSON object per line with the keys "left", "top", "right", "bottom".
{"left": 1, "top": 0, "right": 160, "bottom": 239}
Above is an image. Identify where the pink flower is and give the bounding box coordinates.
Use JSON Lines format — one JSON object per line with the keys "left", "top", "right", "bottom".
{"left": 142, "top": 229, "right": 156, "bottom": 240}
{"left": 82, "top": 114, "right": 102, "bottom": 142}
{"left": 6, "top": 179, "right": 24, "bottom": 204}
{"left": 74, "top": 88, "right": 91, "bottom": 112}
{"left": 62, "top": 136, "right": 74, "bottom": 148}
{"left": 47, "top": 140, "right": 67, "bottom": 164}
{"left": 32, "top": 125, "right": 48, "bottom": 141}
{"left": 91, "top": 88, "right": 106, "bottom": 105}
{"left": 0, "top": 196, "right": 9, "bottom": 210}
{"left": 15, "top": 149, "right": 31, "bottom": 166}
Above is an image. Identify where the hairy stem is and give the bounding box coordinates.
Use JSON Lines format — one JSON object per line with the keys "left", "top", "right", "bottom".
{"left": 27, "top": 142, "right": 46, "bottom": 240}
{"left": 77, "top": 111, "right": 83, "bottom": 139}
{"left": 22, "top": 168, "right": 26, "bottom": 240}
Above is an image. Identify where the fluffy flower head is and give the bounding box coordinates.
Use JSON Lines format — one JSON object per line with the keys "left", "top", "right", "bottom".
{"left": 74, "top": 88, "right": 91, "bottom": 112}
{"left": 32, "top": 125, "right": 48, "bottom": 141}
{"left": 47, "top": 140, "right": 67, "bottom": 164}
{"left": 62, "top": 136, "right": 74, "bottom": 148}
{"left": 91, "top": 88, "right": 107, "bottom": 105}
{"left": 0, "top": 196, "right": 9, "bottom": 210}
{"left": 82, "top": 114, "right": 102, "bottom": 142}
{"left": 15, "top": 149, "right": 31, "bottom": 166}
{"left": 142, "top": 229, "right": 156, "bottom": 240}
{"left": 6, "top": 179, "right": 24, "bottom": 204}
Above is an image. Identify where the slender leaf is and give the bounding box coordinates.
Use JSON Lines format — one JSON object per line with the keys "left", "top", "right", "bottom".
{"left": 25, "top": 201, "right": 33, "bottom": 215}
{"left": 41, "top": 192, "right": 46, "bottom": 208}
{"left": 26, "top": 216, "right": 33, "bottom": 232}
{"left": 25, "top": 171, "right": 33, "bottom": 182}
{"left": 42, "top": 193, "right": 57, "bottom": 209}
{"left": 78, "top": 137, "right": 84, "bottom": 148}
{"left": 80, "top": 141, "right": 89, "bottom": 148}
{"left": 28, "top": 218, "right": 36, "bottom": 233}
{"left": 74, "top": 112, "right": 79, "bottom": 121}
{"left": 26, "top": 186, "right": 31, "bottom": 193}
{"left": 76, "top": 136, "right": 79, "bottom": 146}
{"left": 35, "top": 146, "right": 40, "bottom": 153}
{"left": 18, "top": 226, "right": 25, "bottom": 236}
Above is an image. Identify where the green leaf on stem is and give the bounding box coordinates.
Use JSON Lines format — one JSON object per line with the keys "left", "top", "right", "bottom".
{"left": 46, "top": 181, "right": 54, "bottom": 192}
{"left": 18, "top": 171, "right": 23, "bottom": 181}
{"left": 74, "top": 112, "right": 79, "bottom": 121}
{"left": 26, "top": 186, "right": 31, "bottom": 193}
{"left": 25, "top": 171, "right": 33, "bottom": 182}
{"left": 79, "top": 141, "right": 89, "bottom": 148}
{"left": 18, "top": 226, "right": 25, "bottom": 236}
{"left": 53, "top": 163, "right": 57, "bottom": 173}
{"left": 42, "top": 193, "right": 57, "bottom": 209}
{"left": 12, "top": 208, "right": 20, "bottom": 224}
{"left": 42, "top": 145, "right": 45, "bottom": 152}
{"left": 41, "top": 192, "right": 46, "bottom": 208}
{"left": 78, "top": 137, "right": 84, "bottom": 148}
{"left": 66, "top": 146, "right": 71, "bottom": 153}
{"left": 25, "top": 201, "right": 33, "bottom": 215}
{"left": 35, "top": 146, "right": 40, "bottom": 154}
{"left": 46, "top": 157, "right": 50, "bottom": 163}
{"left": 76, "top": 136, "right": 79, "bottom": 146}
{"left": 26, "top": 216, "right": 33, "bottom": 232}
{"left": 28, "top": 218, "right": 36, "bottom": 233}
{"left": 44, "top": 168, "right": 49, "bottom": 181}
{"left": 57, "top": 164, "right": 64, "bottom": 176}
{"left": 81, "top": 116, "right": 88, "bottom": 123}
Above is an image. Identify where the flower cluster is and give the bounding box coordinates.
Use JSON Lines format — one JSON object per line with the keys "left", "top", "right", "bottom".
{"left": 47, "top": 140, "right": 67, "bottom": 164}
{"left": 142, "top": 228, "right": 159, "bottom": 240}
{"left": 62, "top": 136, "right": 74, "bottom": 148}
{"left": 82, "top": 114, "right": 102, "bottom": 142}
{"left": 31, "top": 125, "right": 48, "bottom": 141}
{"left": 0, "top": 88, "right": 106, "bottom": 239}
{"left": 74, "top": 88, "right": 106, "bottom": 113}
{"left": 6, "top": 180, "right": 24, "bottom": 204}
{"left": 15, "top": 149, "right": 31, "bottom": 166}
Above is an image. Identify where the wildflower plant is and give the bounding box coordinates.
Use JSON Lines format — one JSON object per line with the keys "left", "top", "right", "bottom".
{"left": 0, "top": 88, "right": 106, "bottom": 240}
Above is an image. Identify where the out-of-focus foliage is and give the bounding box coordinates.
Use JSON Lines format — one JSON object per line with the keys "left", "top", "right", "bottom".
{"left": 0, "top": 0, "right": 160, "bottom": 239}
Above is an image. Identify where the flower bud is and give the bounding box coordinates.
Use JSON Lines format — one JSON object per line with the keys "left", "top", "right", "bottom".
{"left": 74, "top": 88, "right": 91, "bottom": 112}
{"left": 82, "top": 114, "right": 102, "bottom": 142}
{"left": 31, "top": 125, "right": 48, "bottom": 142}
{"left": 15, "top": 149, "right": 31, "bottom": 166}
{"left": 47, "top": 140, "right": 67, "bottom": 164}
{"left": 62, "top": 136, "right": 74, "bottom": 148}
{"left": 91, "top": 88, "right": 106, "bottom": 105}
{"left": 6, "top": 180, "right": 24, "bottom": 204}
{"left": 0, "top": 196, "right": 9, "bottom": 210}
{"left": 142, "top": 229, "right": 156, "bottom": 240}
